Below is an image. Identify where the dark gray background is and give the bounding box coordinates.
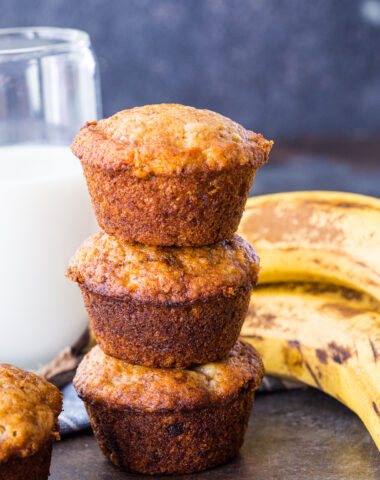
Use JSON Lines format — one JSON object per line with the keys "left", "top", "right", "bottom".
{"left": 2, "top": 0, "right": 380, "bottom": 138}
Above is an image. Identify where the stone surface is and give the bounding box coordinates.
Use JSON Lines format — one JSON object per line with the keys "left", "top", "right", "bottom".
{"left": 50, "top": 389, "right": 380, "bottom": 479}
{"left": 1, "top": 0, "right": 380, "bottom": 136}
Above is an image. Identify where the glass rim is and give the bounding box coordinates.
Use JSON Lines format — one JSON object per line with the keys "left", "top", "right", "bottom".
{"left": 0, "top": 26, "right": 90, "bottom": 56}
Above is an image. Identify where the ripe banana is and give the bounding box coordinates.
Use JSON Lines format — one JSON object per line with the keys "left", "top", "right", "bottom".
{"left": 241, "top": 282, "right": 380, "bottom": 450}
{"left": 238, "top": 191, "right": 380, "bottom": 303}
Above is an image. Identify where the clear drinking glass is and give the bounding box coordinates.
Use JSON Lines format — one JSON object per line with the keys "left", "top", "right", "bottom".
{"left": 0, "top": 27, "right": 101, "bottom": 369}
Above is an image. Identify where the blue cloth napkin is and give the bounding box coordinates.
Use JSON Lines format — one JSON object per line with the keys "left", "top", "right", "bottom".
{"left": 59, "top": 382, "right": 90, "bottom": 435}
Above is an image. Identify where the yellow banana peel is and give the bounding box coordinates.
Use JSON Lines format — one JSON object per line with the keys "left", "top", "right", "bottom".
{"left": 238, "top": 191, "right": 380, "bottom": 303}
{"left": 239, "top": 191, "right": 380, "bottom": 449}
{"left": 241, "top": 282, "right": 380, "bottom": 449}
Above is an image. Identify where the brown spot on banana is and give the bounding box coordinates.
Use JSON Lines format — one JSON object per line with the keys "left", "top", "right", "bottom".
{"left": 288, "top": 340, "right": 301, "bottom": 350}
{"left": 316, "top": 348, "right": 328, "bottom": 364}
{"left": 305, "top": 362, "right": 323, "bottom": 390}
{"left": 246, "top": 334, "right": 264, "bottom": 341}
{"left": 373, "top": 402, "right": 380, "bottom": 418}
{"left": 284, "top": 340, "right": 303, "bottom": 375}
{"left": 369, "top": 338, "right": 379, "bottom": 362}
{"left": 247, "top": 311, "right": 277, "bottom": 329}
{"left": 301, "top": 199, "right": 380, "bottom": 211}
{"left": 338, "top": 288, "right": 364, "bottom": 302}
{"left": 261, "top": 314, "right": 277, "bottom": 326}
{"left": 328, "top": 342, "right": 352, "bottom": 364}
{"left": 335, "top": 201, "right": 376, "bottom": 210}
{"left": 320, "top": 302, "right": 362, "bottom": 318}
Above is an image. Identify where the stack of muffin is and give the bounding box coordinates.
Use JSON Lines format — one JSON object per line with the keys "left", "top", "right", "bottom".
{"left": 68, "top": 104, "right": 272, "bottom": 475}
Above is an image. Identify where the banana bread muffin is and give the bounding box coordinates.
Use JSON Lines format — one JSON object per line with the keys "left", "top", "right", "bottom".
{"left": 0, "top": 364, "right": 62, "bottom": 480}
{"left": 74, "top": 340, "right": 264, "bottom": 475}
{"left": 71, "top": 104, "right": 273, "bottom": 246}
{"left": 67, "top": 231, "right": 260, "bottom": 368}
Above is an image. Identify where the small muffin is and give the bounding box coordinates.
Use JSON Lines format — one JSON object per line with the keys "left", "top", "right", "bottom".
{"left": 74, "top": 340, "right": 264, "bottom": 475}
{"left": 67, "top": 231, "right": 260, "bottom": 368}
{"left": 71, "top": 104, "right": 273, "bottom": 246}
{"left": 0, "top": 364, "right": 62, "bottom": 480}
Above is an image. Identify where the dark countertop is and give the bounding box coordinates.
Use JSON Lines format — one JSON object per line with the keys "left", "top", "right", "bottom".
{"left": 51, "top": 141, "right": 380, "bottom": 478}
{"left": 51, "top": 389, "right": 380, "bottom": 480}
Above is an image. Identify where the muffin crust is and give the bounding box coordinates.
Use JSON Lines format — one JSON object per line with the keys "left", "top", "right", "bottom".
{"left": 74, "top": 341, "right": 264, "bottom": 475}
{"left": 80, "top": 163, "right": 258, "bottom": 246}
{"left": 85, "top": 390, "right": 254, "bottom": 475}
{"left": 0, "top": 364, "right": 62, "bottom": 464}
{"left": 71, "top": 104, "right": 272, "bottom": 246}
{"left": 72, "top": 104, "right": 273, "bottom": 178}
{"left": 78, "top": 283, "right": 252, "bottom": 368}
{"left": 74, "top": 341, "right": 264, "bottom": 412}
{"left": 67, "top": 232, "right": 260, "bottom": 304}
{"left": 0, "top": 442, "right": 52, "bottom": 480}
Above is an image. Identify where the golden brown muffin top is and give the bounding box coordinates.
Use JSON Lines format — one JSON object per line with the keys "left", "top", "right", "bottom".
{"left": 71, "top": 104, "right": 273, "bottom": 178}
{"left": 67, "top": 232, "right": 259, "bottom": 303}
{"left": 74, "top": 341, "right": 264, "bottom": 412}
{"left": 0, "top": 364, "right": 62, "bottom": 464}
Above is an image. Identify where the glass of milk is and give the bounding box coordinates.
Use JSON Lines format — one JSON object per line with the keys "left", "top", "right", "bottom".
{"left": 0, "top": 27, "right": 101, "bottom": 369}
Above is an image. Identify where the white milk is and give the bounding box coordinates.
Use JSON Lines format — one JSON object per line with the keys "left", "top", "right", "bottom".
{"left": 0, "top": 145, "right": 97, "bottom": 369}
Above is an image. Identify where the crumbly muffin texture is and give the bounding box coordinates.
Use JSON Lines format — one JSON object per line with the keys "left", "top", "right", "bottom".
{"left": 79, "top": 282, "right": 252, "bottom": 368}
{"left": 67, "top": 232, "right": 260, "bottom": 303}
{"left": 74, "top": 340, "right": 264, "bottom": 412}
{"left": 0, "top": 364, "right": 62, "bottom": 464}
{"left": 72, "top": 104, "right": 273, "bottom": 178}
{"left": 0, "top": 442, "right": 53, "bottom": 480}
